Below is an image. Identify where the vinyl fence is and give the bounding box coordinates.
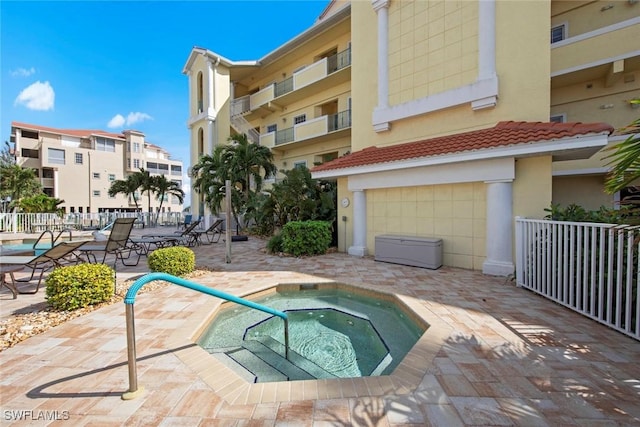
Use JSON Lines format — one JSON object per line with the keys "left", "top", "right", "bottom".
{"left": 516, "top": 217, "right": 640, "bottom": 341}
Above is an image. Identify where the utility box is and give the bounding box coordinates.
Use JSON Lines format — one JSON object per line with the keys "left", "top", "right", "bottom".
{"left": 374, "top": 235, "right": 442, "bottom": 269}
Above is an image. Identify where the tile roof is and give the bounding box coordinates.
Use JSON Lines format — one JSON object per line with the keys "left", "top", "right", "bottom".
{"left": 11, "top": 121, "right": 125, "bottom": 140}
{"left": 312, "top": 121, "right": 614, "bottom": 173}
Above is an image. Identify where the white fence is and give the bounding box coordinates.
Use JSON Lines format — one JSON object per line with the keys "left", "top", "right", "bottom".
{"left": 516, "top": 217, "right": 640, "bottom": 341}
{"left": 0, "top": 212, "right": 186, "bottom": 233}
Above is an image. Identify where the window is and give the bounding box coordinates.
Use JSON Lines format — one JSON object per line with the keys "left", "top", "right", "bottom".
{"left": 108, "top": 174, "right": 116, "bottom": 182}
{"left": 171, "top": 165, "right": 182, "bottom": 175}
{"left": 32, "top": 168, "right": 39, "bottom": 177}
{"left": 78, "top": 207, "right": 83, "bottom": 213}
{"left": 550, "top": 114, "right": 566, "bottom": 123}
{"left": 21, "top": 148, "right": 39, "bottom": 158}
{"left": 75, "top": 153, "right": 83, "bottom": 164}
{"left": 294, "top": 114, "right": 306, "bottom": 125}
{"left": 42, "top": 168, "right": 54, "bottom": 178}
{"left": 93, "top": 172, "right": 100, "bottom": 179}
{"left": 127, "top": 158, "right": 131, "bottom": 169}
{"left": 21, "top": 130, "right": 39, "bottom": 139}
{"left": 133, "top": 142, "right": 140, "bottom": 153}
{"left": 267, "top": 124, "right": 277, "bottom": 133}
{"left": 96, "top": 137, "right": 115, "bottom": 152}
{"left": 551, "top": 24, "right": 566, "bottom": 43}
{"left": 48, "top": 148, "right": 65, "bottom": 165}
{"left": 70, "top": 207, "right": 75, "bottom": 213}
{"left": 293, "top": 160, "right": 307, "bottom": 169}
{"left": 93, "top": 190, "right": 101, "bottom": 197}
{"left": 43, "top": 188, "right": 54, "bottom": 197}
{"left": 133, "top": 159, "right": 141, "bottom": 169}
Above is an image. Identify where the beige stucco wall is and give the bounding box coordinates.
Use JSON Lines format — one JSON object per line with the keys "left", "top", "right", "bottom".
{"left": 551, "top": 0, "right": 639, "bottom": 37}
{"left": 364, "top": 182, "right": 487, "bottom": 270}
{"left": 513, "top": 156, "right": 553, "bottom": 219}
{"left": 351, "top": 0, "right": 551, "bottom": 152}
{"left": 553, "top": 175, "right": 613, "bottom": 210}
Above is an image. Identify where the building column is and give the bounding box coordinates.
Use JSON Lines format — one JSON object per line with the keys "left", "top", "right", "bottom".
{"left": 372, "top": 0, "right": 390, "bottom": 132}
{"left": 206, "top": 59, "right": 217, "bottom": 116}
{"left": 348, "top": 189, "right": 368, "bottom": 257}
{"left": 483, "top": 180, "right": 514, "bottom": 276}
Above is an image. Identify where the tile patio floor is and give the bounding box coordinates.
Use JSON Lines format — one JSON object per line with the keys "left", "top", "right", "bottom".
{"left": 1, "top": 230, "right": 639, "bottom": 426}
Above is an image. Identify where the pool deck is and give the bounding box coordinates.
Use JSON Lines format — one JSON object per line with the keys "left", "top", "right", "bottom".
{"left": 1, "top": 230, "right": 639, "bottom": 426}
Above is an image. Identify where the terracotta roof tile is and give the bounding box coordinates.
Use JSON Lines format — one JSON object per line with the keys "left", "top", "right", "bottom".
{"left": 11, "top": 121, "right": 126, "bottom": 140}
{"left": 312, "top": 121, "right": 614, "bottom": 172}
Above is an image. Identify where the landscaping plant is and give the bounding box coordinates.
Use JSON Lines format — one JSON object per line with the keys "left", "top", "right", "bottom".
{"left": 45, "top": 263, "right": 115, "bottom": 311}
{"left": 147, "top": 246, "right": 195, "bottom": 277}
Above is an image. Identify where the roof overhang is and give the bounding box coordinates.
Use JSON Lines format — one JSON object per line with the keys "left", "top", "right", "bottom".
{"left": 312, "top": 132, "right": 610, "bottom": 180}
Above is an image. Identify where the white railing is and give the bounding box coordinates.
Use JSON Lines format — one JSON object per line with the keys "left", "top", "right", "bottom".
{"left": 0, "top": 212, "right": 186, "bottom": 233}
{"left": 516, "top": 217, "right": 640, "bottom": 341}
{"left": 230, "top": 114, "right": 260, "bottom": 144}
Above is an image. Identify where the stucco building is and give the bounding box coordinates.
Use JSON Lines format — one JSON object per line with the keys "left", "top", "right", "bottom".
{"left": 10, "top": 121, "right": 184, "bottom": 214}
{"left": 182, "top": 0, "right": 639, "bottom": 275}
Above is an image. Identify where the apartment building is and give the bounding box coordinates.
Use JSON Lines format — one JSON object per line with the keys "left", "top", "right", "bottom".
{"left": 10, "top": 121, "right": 184, "bottom": 214}
{"left": 183, "top": 0, "right": 638, "bottom": 275}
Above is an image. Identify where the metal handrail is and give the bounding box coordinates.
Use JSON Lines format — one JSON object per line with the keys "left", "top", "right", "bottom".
{"left": 121, "top": 272, "right": 289, "bottom": 400}
{"left": 32, "top": 229, "right": 54, "bottom": 251}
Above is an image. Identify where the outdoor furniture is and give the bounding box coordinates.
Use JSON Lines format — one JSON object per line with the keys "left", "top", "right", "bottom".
{"left": 143, "top": 220, "right": 201, "bottom": 247}
{"left": 0, "top": 265, "right": 23, "bottom": 299}
{"left": 0, "top": 240, "right": 88, "bottom": 295}
{"left": 78, "top": 218, "right": 141, "bottom": 268}
{"left": 177, "top": 214, "right": 193, "bottom": 230}
{"left": 190, "top": 218, "right": 224, "bottom": 245}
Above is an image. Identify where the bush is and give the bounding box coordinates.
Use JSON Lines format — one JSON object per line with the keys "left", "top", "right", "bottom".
{"left": 45, "top": 263, "right": 115, "bottom": 311}
{"left": 281, "top": 221, "right": 332, "bottom": 256}
{"left": 266, "top": 233, "right": 284, "bottom": 254}
{"left": 147, "top": 246, "right": 195, "bottom": 277}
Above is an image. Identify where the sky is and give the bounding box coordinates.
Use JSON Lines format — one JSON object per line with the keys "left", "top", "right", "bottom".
{"left": 0, "top": 0, "right": 330, "bottom": 207}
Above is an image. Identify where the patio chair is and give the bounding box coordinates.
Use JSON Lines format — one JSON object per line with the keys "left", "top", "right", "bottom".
{"left": 190, "top": 218, "right": 224, "bottom": 245}
{"left": 77, "top": 217, "right": 141, "bottom": 268}
{"left": 0, "top": 240, "right": 87, "bottom": 295}
{"left": 142, "top": 219, "right": 202, "bottom": 247}
{"left": 178, "top": 214, "right": 193, "bottom": 230}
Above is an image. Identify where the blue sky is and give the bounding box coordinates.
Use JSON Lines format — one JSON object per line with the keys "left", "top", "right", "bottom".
{"left": 1, "top": 0, "right": 329, "bottom": 206}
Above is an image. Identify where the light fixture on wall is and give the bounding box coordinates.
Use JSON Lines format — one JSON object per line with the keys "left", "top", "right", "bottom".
{"left": 600, "top": 104, "right": 615, "bottom": 109}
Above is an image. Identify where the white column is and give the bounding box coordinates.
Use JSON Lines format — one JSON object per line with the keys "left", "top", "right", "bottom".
{"left": 207, "top": 59, "right": 215, "bottom": 115}
{"left": 483, "top": 180, "right": 514, "bottom": 276}
{"left": 207, "top": 120, "right": 215, "bottom": 154}
{"left": 348, "top": 190, "right": 368, "bottom": 257}
{"left": 372, "top": 0, "right": 391, "bottom": 132}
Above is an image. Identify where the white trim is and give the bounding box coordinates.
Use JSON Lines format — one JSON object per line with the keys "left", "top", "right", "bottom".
{"left": 551, "top": 50, "right": 640, "bottom": 77}
{"left": 347, "top": 158, "right": 515, "bottom": 191}
{"left": 551, "top": 16, "right": 640, "bottom": 49}
{"left": 373, "top": 76, "right": 499, "bottom": 127}
{"left": 553, "top": 167, "right": 609, "bottom": 177}
{"left": 313, "top": 133, "right": 609, "bottom": 180}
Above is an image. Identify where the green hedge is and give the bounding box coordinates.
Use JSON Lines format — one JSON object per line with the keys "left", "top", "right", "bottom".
{"left": 147, "top": 246, "right": 195, "bottom": 277}
{"left": 45, "top": 263, "right": 115, "bottom": 311}
{"left": 281, "top": 221, "right": 332, "bottom": 256}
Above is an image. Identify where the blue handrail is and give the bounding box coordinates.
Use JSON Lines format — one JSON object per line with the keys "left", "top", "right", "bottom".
{"left": 124, "top": 272, "right": 288, "bottom": 321}
{"left": 122, "top": 272, "right": 289, "bottom": 400}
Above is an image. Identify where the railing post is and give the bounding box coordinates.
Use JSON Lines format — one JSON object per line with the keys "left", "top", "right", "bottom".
{"left": 122, "top": 304, "right": 144, "bottom": 400}
{"left": 515, "top": 216, "right": 523, "bottom": 287}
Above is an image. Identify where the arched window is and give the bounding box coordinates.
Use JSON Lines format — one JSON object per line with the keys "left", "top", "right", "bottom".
{"left": 198, "top": 127, "right": 204, "bottom": 156}
{"left": 197, "top": 72, "right": 204, "bottom": 113}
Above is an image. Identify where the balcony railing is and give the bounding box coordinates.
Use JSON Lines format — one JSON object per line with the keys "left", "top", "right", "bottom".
{"left": 275, "top": 127, "right": 294, "bottom": 145}
{"left": 275, "top": 77, "right": 294, "bottom": 97}
{"left": 230, "top": 95, "right": 250, "bottom": 116}
{"left": 327, "top": 47, "right": 351, "bottom": 74}
{"left": 328, "top": 109, "right": 352, "bottom": 132}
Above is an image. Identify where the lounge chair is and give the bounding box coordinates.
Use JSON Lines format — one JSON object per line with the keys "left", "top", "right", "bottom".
{"left": 142, "top": 219, "right": 201, "bottom": 247}
{"left": 0, "top": 240, "right": 87, "bottom": 295}
{"left": 178, "top": 214, "right": 193, "bottom": 230}
{"left": 190, "top": 218, "right": 224, "bottom": 245}
{"left": 78, "top": 217, "right": 141, "bottom": 268}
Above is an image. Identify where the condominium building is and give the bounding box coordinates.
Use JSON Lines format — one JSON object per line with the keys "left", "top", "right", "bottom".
{"left": 183, "top": 0, "right": 639, "bottom": 275}
{"left": 10, "top": 121, "right": 184, "bottom": 214}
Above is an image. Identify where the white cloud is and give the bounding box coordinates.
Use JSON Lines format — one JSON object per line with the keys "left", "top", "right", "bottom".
{"left": 14, "top": 81, "right": 55, "bottom": 111}
{"left": 107, "top": 111, "right": 153, "bottom": 128}
{"left": 10, "top": 67, "right": 36, "bottom": 77}
{"left": 107, "top": 114, "right": 126, "bottom": 128}
{"left": 126, "top": 112, "right": 153, "bottom": 126}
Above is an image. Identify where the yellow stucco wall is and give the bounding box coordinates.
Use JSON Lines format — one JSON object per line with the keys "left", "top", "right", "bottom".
{"left": 513, "top": 156, "right": 553, "bottom": 219}
{"left": 365, "top": 182, "right": 487, "bottom": 270}
{"left": 551, "top": 0, "right": 639, "bottom": 37}
{"left": 553, "top": 175, "right": 614, "bottom": 210}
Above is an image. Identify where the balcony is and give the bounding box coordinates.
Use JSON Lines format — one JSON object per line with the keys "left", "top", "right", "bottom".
{"left": 551, "top": 18, "right": 640, "bottom": 78}
{"left": 235, "top": 47, "right": 352, "bottom": 119}
{"left": 260, "top": 109, "right": 351, "bottom": 150}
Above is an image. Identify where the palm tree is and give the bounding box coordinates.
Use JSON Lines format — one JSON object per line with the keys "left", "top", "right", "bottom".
{"left": 227, "top": 133, "right": 277, "bottom": 200}
{"left": 152, "top": 175, "right": 185, "bottom": 223}
{"left": 108, "top": 175, "right": 142, "bottom": 211}
{"left": 604, "top": 102, "right": 640, "bottom": 194}
{"left": 191, "top": 146, "right": 228, "bottom": 215}
{"left": 132, "top": 168, "right": 155, "bottom": 214}
{"left": 0, "top": 164, "right": 42, "bottom": 213}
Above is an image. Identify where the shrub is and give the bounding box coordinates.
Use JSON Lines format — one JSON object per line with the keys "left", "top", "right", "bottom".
{"left": 266, "top": 233, "right": 284, "bottom": 254}
{"left": 147, "top": 246, "right": 195, "bottom": 277}
{"left": 281, "top": 221, "right": 332, "bottom": 256}
{"left": 45, "top": 263, "right": 115, "bottom": 311}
